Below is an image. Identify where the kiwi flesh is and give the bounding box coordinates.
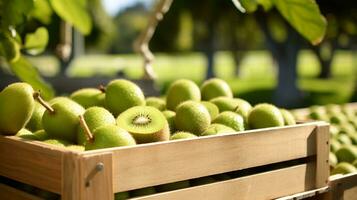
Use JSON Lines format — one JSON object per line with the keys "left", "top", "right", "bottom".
{"left": 0, "top": 82, "right": 35, "bottom": 135}
{"left": 166, "top": 79, "right": 201, "bottom": 111}
{"left": 146, "top": 97, "right": 166, "bottom": 111}
{"left": 117, "top": 106, "right": 170, "bottom": 143}
{"left": 105, "top": 79, "right": 145, "bottom": 116}
{"left": 175, "top": 101, "right": 211, "bottom": 135}
{"left": 170, "top": 131, "right": 197, "bottom": 140}
{"left": 70, "top": 88, "right": 105, "bottom": 108}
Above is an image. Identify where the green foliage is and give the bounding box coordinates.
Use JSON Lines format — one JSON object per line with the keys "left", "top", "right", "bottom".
{"left": 233, "top": 0, "right": 327, "bottom": 45}
{"left": 24, "top": 27, "right": 49, "bottom": 55}
{"left": 31, "top": 0, "right": 53, "bottom": 24}
{"left": 49, "top": 0, "right": 92, "bottom": 35}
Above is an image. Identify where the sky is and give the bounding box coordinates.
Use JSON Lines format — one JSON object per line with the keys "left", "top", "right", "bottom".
{"left": 102, "top": 0, "right": 153, "bottom": 16}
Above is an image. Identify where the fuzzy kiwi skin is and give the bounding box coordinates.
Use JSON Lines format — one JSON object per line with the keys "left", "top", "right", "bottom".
{"left": 200, "top": 124, "right": 236, "bottom": 136}
{"left": 200, "top": 78, "right": 233, "bottom": 100}
{"left": 170, "top": 131, "right": 197, "bottom": 140}
{"left": 201, "top": 101, "right": 219, "bottom": 120}
{"left": 248, "top": 103, "right": 284, "bottom": 129}
{"left": 280, "top": 109, "right": 296, "bottom": 125}
{"left": 105, "top": 79, "right": 145, "bottom": 116}
{"left": 0, "top": 82, "right": 35, "bottom": 135}
{"left": 166, "top": 79, "right": 201, "bottom": 111}
{"left": 162, "top": 110, "right": 176, "bottom": 133}
{"left": 70, "top": 88, "right": 105, "bottom": 109}
{"left": 212, "top": 111, "right": 244, "bottom": 131}
{"left": 146, "top": 97, "right": 166, "bottom": 111}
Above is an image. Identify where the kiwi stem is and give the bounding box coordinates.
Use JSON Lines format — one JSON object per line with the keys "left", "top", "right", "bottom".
{"left": 79, "top": 115, "right": 94, "bottom": 143}
{"left": 98, "top": 85, "right": 106, "bottom": 93}
{"left": 33, "top": 92, "right": 55, "bottom": 113}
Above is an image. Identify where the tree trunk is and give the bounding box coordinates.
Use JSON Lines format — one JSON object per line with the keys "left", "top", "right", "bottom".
{"left": 204, "top": 21, "right": 216, "bottom": 80}
{"left": 312, "top": 44, "right": 334, "bottom": 79}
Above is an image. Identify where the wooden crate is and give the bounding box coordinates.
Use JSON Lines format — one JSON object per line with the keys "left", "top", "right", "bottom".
{"left": 0, "top": 121, "right": 329, "bottom": 200}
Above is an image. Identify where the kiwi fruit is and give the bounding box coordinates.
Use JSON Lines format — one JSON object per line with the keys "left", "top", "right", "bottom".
{"left": 170, "top": 131, "right": 197, "bottom": 140}
{"left": 146, "top": 97, "right": 166, "bottom": 111}
{"left": 353, "top": 159, "right": 357, "bottom": 168}
{"left": 77, "top": 107, "right": 116, "bottom": 145}
{"left": 212, "top": 111, "right": 244, "bottom": 131}
{"left": 166, "top": 79, "right": 201, "bottom": 111}
{"left": 15, "top": 129, "right": 36, "bottom": 140}
{"left": 331, "top": 162, "right": 357, "bottom": 175}
{"left": 40, "top": 96, "right": 85, "bottom": 143}
{"left": 329, "top": 152, "right": 338, "bottom": 168}
{"left": 115, "top": 191, "right": 130, "bottom": 200}
{"left": 308, "top": 107, "right": 328, "bottom": 121}
{"left": 335, "top": 145, "right": 357, "bottom": 163}
{"left": 233, "top": 99, "right": 252, "bottom": 121}
{"left": 0, "top": 82, "right": 35, "bottom": 135}
{"left": 201, "top": 101, "right": 219, "bottom": 120}
{"left": 162, "top": 110, "right": 176, "bottom": 133}
{"left": 330, "top": 114, "right": 348, "bottom": 125}
{"left": 200, "top": 124, "right": 236, "bottom": 136}
{"left": 280, "top": 109, "right": 296, "bottom": 126}
{"left": 330, "top": 138, "right": 341, "bottom": 153}
{"left": 26, "top": 101, "right": 45, "bottom": 132}
{"left": 330, "top": 125, "right": 339, "bottom": 138}
{"left": 43, "top": 139, "right": 70, "bottom": 147}
{"left": 70, "top": 88, "right": 105, "bottom": 108}
{"left": 117, "top": 106, "right": 170, "bottom": 143}
{"left": 210, "top": 97, "right": 238, "bottom": 112}
{"left": 106, "top": 79, "right": 145, "bottom": 116}
{"left": 337, "top": 134, "right": 352, "bottom": 145}
{"left": 200, "top": 78, "right": 233, "bottom": 100}
{"left": 248, "top": 103, "right": 284, "bottom": 129}
{"left": 175, "top": 101, "right": 211, "bottom": 135}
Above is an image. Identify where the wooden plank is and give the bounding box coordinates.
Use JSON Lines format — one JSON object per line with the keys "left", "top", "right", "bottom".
{"left": 0, "top": 183, "right": 44, "bottom": 200}
{"left": 315, "top": 122, "right": 330, "bottom": 188}
{"left": 132, "top": 163, "right": 316, "bottom": 200}
{"left": 90, "top": 123, "right": 319, "bottom": 192}
{"left": 324, "top": 172, "right": 357, "bottom": 200}
{"left": 0, "top": 136, "right": 63, "bottom": 194}
{"left": 62, "top": 152, "right": 113, "bottom": 200}
{"left": 275, "top": 186, "right": 329, "bottom": 200}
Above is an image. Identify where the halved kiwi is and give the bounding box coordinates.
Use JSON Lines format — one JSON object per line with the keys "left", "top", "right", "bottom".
{"left": 117, "top": 106, "right": 170, "bottom": 143}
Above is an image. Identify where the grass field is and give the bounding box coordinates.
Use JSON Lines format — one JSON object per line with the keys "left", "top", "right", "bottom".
{"left": 28, "top": 50, "right": 356, "bottom": 106}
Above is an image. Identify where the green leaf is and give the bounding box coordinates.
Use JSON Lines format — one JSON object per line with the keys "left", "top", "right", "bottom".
{"left": 10, "top": 56, "right": 55, "bottom": 99}
{"left": 0, "top": 33, "right": 21, "bottom": 63}
{"left": 1, "top": 0, "right": 34, "bottom": 27}
{"left": 30, "top": 0, "right": 53, "bottom": 24}
{"left": 257, "top": 0, "right": 273, "bottom": 11}
{"left": 239, "top": 0, "right": 258, "bottom": 13}
{"left": 49, "top": 0, "right": 92, "bottom": 35}
{"left": 273, "top": 0, "right": 327, "bottom": 45}
{"left": 24, "top": 27, "right": 49, "bottom": 55}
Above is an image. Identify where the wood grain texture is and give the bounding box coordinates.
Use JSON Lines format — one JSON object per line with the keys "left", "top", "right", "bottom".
{"left": 0, "top": 183, "right": 44, "bottom": 200}
{"left": 315, "top": 122, "right": 330, "bottom": 188}
{"left": 132, "top": 164, "right": 316, "bottom": 200}
{"left": 0, "top": 136, "right": 63, "bottom": 193}
{"left": 62, "top": 152, "right": 113, "bottom": 200}
{"left": 96, "top": 123, "right": 319, "bottom": 192}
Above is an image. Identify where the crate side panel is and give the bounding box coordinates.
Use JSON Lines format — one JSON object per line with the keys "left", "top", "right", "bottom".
{"left": 0, "top": 183, "right": 44, "bottom": 200}
{"left": 0, "top": 136, "right": 62, "bottom": 193}
{"left": 112, "top": 124, "right": 317, "bottom": 192}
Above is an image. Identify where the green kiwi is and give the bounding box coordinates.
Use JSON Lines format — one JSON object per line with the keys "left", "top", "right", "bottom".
{"left": 170, "top": 131, "right": 197, "bottom": 140}
{"left": 175, "top": 101, "right": 211, "bottom": 135}
{"left": 330, "top": 125, "right": 339, "bottom": 138}
{"left": 162, "top": 110, "right": 176, "bottom": 133}
{"left": 117, "top": 106, "right": 170, "bottom": 143}
{"left": 201, "top": 101, "right": 219, "bottom": 120}
{"left": 146, "top": 97, "right": 166, "bottom": 111}
{"left": 248, "top": 103, "right": 284, "bottom": 129}
{"left": 331, "top": 162, "right": 357, "bottom": 175}
{"left": 77, "top": 107, "right": 116, "bottom": 145}
{"left": 308, "top": 106, "right": 328, "bottom": 121}
{"left": 335, "top": 145, "right": 357, "bottom": 163}
{"left": 329, "top": 152, "right": 338, "bottom": 168}
{"left": 15, "top": 129, "right": 36, "bottom": 140}
{"left": 70, "top": 88, "right": 105, "bottom": 108}
{"left": 353, "top": 160, "right": 357, "bottom": 168}
{"left": 212, "top": 111, "right": 244, "bottom": 131}
{"left": 166, "top": 79, "right": 201, "bottom": 111}
{"left": 0, "top": 82, "right": 35, "bottom": 135}
{"left": 337, "top": 134, "right": 352, "bottom": 145}
{"left": 233, "top": 98, "right": 252, "bottom": 121}
{"left": 106, "top": 79, "right": 145, "bottom": 116}
{"left": 330, "top": 138, "right": 341, "bottom": 153}
{"left": 200, "top": 124, "right": 236, "bottom": 136}
{"left": 26, "top": 101, "right": 45, "bottom": 131}
{"left": 43, "top": 139, "right": 70, "bottom": 147}
{"left": 280, "top": 109, "right": 296, "bottom": 126}
{"left": 200, "top": 78, "right": 233, "bottom": 100}
{"left": 40, "top": 97, "right": 85, "bottom": 143}
{"left": 330, "top": 114, "right": 348, "bottom": 125}
{"left": 210, "top": 97, "right": 237, "bottom": 112}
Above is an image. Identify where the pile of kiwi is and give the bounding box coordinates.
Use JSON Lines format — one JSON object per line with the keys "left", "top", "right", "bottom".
{"left": 0, "top": 78, "right": 297, "bottom": 152}
{"left": 294, "top": 104, "right": 357, "bottom": 175}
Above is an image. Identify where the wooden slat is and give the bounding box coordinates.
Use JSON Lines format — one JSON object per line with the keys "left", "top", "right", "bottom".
{"left": 315, "top": 122, "right": 330, "bottom": 188}
{"left": 62, "top": 152, "right": 113, "bottom": 200}
{"left": 132, "top": 163, "right": 316, "bottom": 200}
{"left": 0, "top": 136, "right": 63, "bottom": 194}
{"left": 93, "top": 123, "right": 319, "bottom": 192}
{"left": 0, "top": 183, "right": 44, "bottom": 200}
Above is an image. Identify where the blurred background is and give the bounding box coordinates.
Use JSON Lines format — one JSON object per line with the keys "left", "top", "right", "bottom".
{"left": 0, "top": 0, "right": 356, "bottom": 108}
